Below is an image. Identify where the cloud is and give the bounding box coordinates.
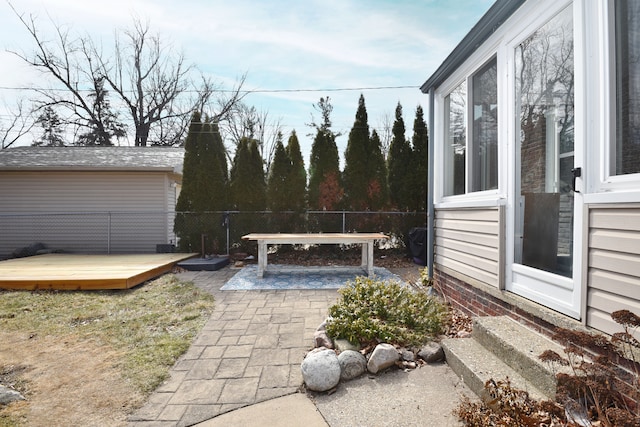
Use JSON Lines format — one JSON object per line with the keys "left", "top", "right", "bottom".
{"left": 1, "top": 0, "right": 492, "bottom": 158}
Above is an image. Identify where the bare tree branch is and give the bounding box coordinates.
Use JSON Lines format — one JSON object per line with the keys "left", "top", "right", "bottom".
{"left": 0, "top": 99, "right": 35, "bottom": 149}
{"left": 8, "top": 2, "right": 248, "bottom": 147}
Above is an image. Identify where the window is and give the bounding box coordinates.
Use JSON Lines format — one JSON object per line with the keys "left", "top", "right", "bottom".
{"left": 443, "top": 58, "right": 498, "bottom": 196}
{"left": 444, "top": 82, "right": 466, "bottom": 196}
{"left": 471, "top": 59, "right": 499, "bottom": 192}
{"left": 615, "top": 0, "right": 640, "bottom": 175}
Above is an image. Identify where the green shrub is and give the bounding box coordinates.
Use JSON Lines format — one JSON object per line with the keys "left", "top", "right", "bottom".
{"left": 326, "top": 276, "right": 445, "bottom": 347}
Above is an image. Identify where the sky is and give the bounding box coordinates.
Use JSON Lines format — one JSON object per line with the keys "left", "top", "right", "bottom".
{"left": 0, "top": 0, "right": 494, "bottom": 163}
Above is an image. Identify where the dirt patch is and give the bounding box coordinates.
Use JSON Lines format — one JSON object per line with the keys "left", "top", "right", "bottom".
{"left": 0, "top": 332, "right": 144, "bottom": 427}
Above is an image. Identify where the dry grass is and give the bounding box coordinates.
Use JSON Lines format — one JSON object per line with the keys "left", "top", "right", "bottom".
{"left": 0, "top": 274, "right": 215, "bottom": 426}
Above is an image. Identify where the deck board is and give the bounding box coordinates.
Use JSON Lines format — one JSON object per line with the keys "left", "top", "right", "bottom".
{"left": 0, "top": 253, "right": 198, "bottom": 290}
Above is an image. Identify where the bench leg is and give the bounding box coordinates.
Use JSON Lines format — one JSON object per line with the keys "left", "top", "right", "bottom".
{"left": 257, "top": 241, "right": 267, "bottom": 278}
{"left": 361, "top": 242, "right": 374, "bottom": 276}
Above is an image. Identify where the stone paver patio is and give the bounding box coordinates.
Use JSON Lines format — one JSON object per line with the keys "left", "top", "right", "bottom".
{"left": 128, "top": 267, "right": 339, "bottom": 427}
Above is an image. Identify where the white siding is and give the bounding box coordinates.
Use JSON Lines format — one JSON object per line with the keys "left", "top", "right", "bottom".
{"left": 434, "top": 207, "right": 503, "bottom": 288}
{"left": 0, "top": 171, "right": 177, "bottom": 255}
{"left": 586, "top": 205, "right": 640, "bottom": 336}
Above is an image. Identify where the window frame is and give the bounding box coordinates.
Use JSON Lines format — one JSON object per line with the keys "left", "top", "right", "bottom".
{"left": 583, "top": 0, "right": 640, "bottom": 203}
{"left": 438, "top": 54, "right": 502, "bottom": 205}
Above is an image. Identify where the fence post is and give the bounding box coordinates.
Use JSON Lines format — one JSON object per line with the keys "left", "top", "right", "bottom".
{"left": 107, "top": 212, "right": 112, "bottom": 254}
{"left": 342, "top": 211, "right": 346, "bottom": 233}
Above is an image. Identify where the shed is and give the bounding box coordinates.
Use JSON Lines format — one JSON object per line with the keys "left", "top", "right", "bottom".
{"left": 0, "top": 146, "right": 184, "bottom": 257}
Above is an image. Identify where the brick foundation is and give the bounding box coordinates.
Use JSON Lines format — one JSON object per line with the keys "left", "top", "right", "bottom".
{"left": 434, "top": 268, "right": 563, "bottom": 340}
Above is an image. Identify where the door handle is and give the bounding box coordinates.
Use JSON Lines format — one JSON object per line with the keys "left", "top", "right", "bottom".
{"left": 571, "top": 167, "right": 582, "bottom": 193}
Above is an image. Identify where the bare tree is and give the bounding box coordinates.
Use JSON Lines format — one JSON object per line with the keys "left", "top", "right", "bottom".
{"left": 221, "top": 102, "right": 282, "bottom": 173}
{"left": 376, "top": 111, "right": 393, "bottom": 161}
{"left": 98, "top": 20, "right": 248, "bottom": 146}
{"left": 8, "top": 3, "right": 247, "bottom": 147}
{"left": 1, "top": 99, "right": 34, "bottom": 149}
{"left": 7, "top": 5, "right": 126, "bottom": 145}
{"left": 97, "top": 19, "right": 190, "bottom": 146}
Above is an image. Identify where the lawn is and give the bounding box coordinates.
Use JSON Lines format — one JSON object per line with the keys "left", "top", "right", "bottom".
{"left": 0, "top": 274, "right": 215, "bottom": 426}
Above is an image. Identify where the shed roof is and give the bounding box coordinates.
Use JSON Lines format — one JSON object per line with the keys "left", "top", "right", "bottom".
{"left": 0, "top": 146, "right": 184, "bottom": 174}
{"left": 420, "top": 0, "right": 525, "bottom": 93}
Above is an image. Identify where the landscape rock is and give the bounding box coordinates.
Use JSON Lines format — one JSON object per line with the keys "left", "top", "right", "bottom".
{"left": 400, "top": 348, "right": 415, "bottom": 362}
{"left": 301, "top": 349, "right": 341, "bottom": 392}
{"left": 0, "top": 385, "right": 25, "bottom": 405}
{"left": 337, "top": 350, "right": 367, "bottom": 381}
{"left": 418, "top": 342, "right": 445, "bottom": 364}
{"left": 367, "top": 343, "right": 399, "bottom": 374}
{"left": 334, "top": 339, "right": 360, "bottom": 352}
{"left": 313, "top": 330, "right": 334, "bottom": 349}
{"left": 316, "top": 319, "right": 329, "bottom": 332}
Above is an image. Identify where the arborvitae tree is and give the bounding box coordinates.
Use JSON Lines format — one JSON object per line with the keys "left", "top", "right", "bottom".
{"left": 308, "top": 97, "right": 342, "bottom": 210}
{"left": 210, "top": 120, "right": 230, "bottom": 211}
{"left": 343, "top": 94, "right": 389, "bottom": 211}
{"left": 175, "top": 112, "right": 203, "bottom": 213}
{"left": 368, "top": 129, "right": 389, "bottom": 210}
{"left": 267, "top": 133, "right": 290, "bottom": 212}
{"left": 410, "top": 105, "right": 428, "bottom": 212}
{"left": 230, "top": 137, "right": 266, "bottom": 211}
{"left": 174, "top": 112, "right": 202, "bottom": 251}
{"left": 343, "top": 94, "right": 370, "bottom": 210}
{"left": 196, "top": 119, "right": 229, "bottom": 211}
{"left": 33, "top": 106, "right": 65, "bottom": 146}
{"left": 174, "top": 114, "right": 230, "bottom": 253}
{"left": 285, "top": 130, "right": 307, "bottom": 212}
{"left": 387, "top": 103, "right": 413, "bottom": 211}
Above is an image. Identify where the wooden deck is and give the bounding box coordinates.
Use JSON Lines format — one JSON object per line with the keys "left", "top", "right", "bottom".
{"left": 0, "top": 253, "right": 198, "bottom": 290}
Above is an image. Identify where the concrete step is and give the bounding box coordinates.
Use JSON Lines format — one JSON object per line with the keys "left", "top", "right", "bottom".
{"left": 473, "top": 316, "right": 568, "bottom": 398}
{"left": 443, "top": 316, "right": 567, "bottom": 401}
{"left": 442, "top": 336, "right": 548, "bottom": 402}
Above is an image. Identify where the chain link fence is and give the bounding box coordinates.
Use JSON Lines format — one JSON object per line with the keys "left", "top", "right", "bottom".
{"left": 0, "top": 210, "right": 426, "bottom": 259}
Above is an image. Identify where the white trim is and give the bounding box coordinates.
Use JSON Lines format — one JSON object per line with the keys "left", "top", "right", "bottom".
{"left": 435, "top": 197, "right": 506, "bottom": 210}
{"left": 586, "top": 0, "right": 640, "bottom": 195}
{"left": 511, "top": 264, "right": 581, "bottom": 319}
{"left": 583, "top": 190, "right": 640, "bottom": 205}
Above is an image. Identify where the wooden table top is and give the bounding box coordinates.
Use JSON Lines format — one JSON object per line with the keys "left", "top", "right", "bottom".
{"left": 242, "top": 233, "right": 388, "bottom": 242}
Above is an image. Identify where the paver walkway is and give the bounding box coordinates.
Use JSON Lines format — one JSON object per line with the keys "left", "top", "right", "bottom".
{"left": 128, "top": 267, "right": 339, "bottom": 427}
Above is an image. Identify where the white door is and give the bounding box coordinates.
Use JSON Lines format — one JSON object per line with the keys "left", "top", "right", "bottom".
{"left": 507, "top": 4, "right": 583, "bottom": 319}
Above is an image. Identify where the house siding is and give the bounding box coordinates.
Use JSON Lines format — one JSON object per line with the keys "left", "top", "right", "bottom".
{"left": 434, "top": 207, "right": 503, "bottom": 289}
{"left": 0, "top": 171, "right": 166, "bottom": 212}
{"left": 586, "top": 204, "right": 640, "bottom": 336}
{"left": 0, "top": 171, "right": 177, "bottom": 255}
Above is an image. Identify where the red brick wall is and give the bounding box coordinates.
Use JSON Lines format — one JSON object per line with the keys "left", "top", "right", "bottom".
{"left": 434, "top": 268, "right": 559, "bottom": 339}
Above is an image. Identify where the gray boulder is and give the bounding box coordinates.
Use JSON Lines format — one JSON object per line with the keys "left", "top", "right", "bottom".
{"left": 418, "top": 342, "right": 445, "bottom": 364}
{"left": 313, "top": 330, "right": 334, "bottom": 349}
{"left": 338, "top": 350, "right": 367, "bottom": 381}
{"left": 400, "top": 348, "right": 415, "bottom": 362}
{"left": 334, "top": 339, "right": 360, "bottom": 352}
{"left": 367, "top": 343, "right": 399, "bottom": 374}
{"left": 301, "top": 349, "right": 341, "bottom": 392}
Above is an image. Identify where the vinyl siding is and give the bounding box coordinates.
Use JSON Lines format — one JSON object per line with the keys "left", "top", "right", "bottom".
{"left": 0, "top": 171, "right": 177, "bottom": 255}
{"left": 586, "top": 205, "right": 640, "bottom": 336}
{"left": 434, "top": 207, "right": 503, "bottom": 288}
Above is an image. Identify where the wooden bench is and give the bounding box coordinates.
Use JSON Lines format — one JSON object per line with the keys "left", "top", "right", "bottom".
{"left": 241, "top": 233, "right": 388, "bottom": 278}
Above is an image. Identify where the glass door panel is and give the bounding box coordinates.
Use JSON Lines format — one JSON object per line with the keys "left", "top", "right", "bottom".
{"left": 514, "top": 6, "right": 574, "bottom": 278}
